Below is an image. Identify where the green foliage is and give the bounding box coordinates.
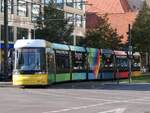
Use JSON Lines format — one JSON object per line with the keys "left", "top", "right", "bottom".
{"left": 85, "top": 15, "right": 122, "bottom": 49}
{"left": 132, "top": 1, "right": 150, "bottom": 52}
{"left": 35, "top": 0, "right": 73, "bottom": 44}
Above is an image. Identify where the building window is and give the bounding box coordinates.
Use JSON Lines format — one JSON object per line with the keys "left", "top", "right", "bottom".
{"left": 75, "top": 0, "right": 82, "bottom": 10}
{"left": 65, "top": 13, "right": 73, "bottom": 25}
{"left": 8, "top": 26, "right": 14, "bottom": 41}
{"left": 17, "top": 0, "right": 28, "bottom": 17}
{"left": 17, "top": 27, "right": 28, "bottom": 39}
{"left": 44, "top": 0, "right": 63, "bottom": 8}
{"left": 1, "top": 25, "right": 14, "bottom": 41}
{"left": 55, "top": 0, "right": 63, "bottom": 8}
{"left": 1, "top": 26, "right": 4, "bottom": 41}
{"left": 1, "top": 0, "right": 14, "bottom": 14}
{"left": 66, "top": 0, "right": 74, "bottom": 7}
{"left": 44, "top": 0, "right": 50, "bottom": 5}
{"left": 0, "top": 0, "right": 3, "bottom": 12}
{"left": 76, "top": 14, "right": 82, "bottom": 27}
{"left": 31, "top": 4, "right": 40, "bottom": 21}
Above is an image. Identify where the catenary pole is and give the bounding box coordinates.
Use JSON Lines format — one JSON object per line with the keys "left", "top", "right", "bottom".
{"left": 128, "top": 24, "right": 132, "bottom": 84}
{"left": 4, "top": 0, "right": 8, "bottom": 78}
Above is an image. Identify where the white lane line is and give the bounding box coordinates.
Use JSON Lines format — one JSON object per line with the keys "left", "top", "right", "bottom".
{"left": 41, "top": 96, "right": 150, "bottom": 113}
{"left": 43, "top": 90, "right": 147, "bottom": 101}
{"left": 127, "top": 101, "right": 150, "bottom": 105}
{"left": 52, "top": 92, "right": 132, "bottom": 101}
{"left": 26, "top": 90, "right": 116, "bottom": 102}
{"left": 44, "top": 89, "right": 150, "bottom": 100}
{"left": 97, "top": 108, "right": 126, "bottom": 113}
{"left": 26, "top": 90, "right": 150, "bottom": 113}
{"left": 27, "top": 90, "right": 150, "bottom": 105}
{"left": 42, "top": 101, "right": 120, "bottom": 113}
{"left": 31, "top": 89, "right": 131, "bottom": 101}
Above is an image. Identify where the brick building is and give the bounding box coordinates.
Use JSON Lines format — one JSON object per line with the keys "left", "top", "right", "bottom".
{"left": 86, "top": 0, "right": 138, "bottom": 43}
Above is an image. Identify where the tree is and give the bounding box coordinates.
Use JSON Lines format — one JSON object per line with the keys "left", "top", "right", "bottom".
{"left": 132, "top": 1, "right": 150, "bottom": 52}
{"left": 132, "top": 1, "right": 150, "bottom": 71}
{"left": 85, "top": 15, "right": 122, "bottom": 49}
{"left": 35, "top": 0, "right": 73, "bottom": 44}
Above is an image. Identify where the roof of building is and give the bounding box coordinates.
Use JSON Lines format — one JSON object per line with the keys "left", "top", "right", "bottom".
{"left": 86, "top": 0, "right": 130, "bottom": 14}
{"left": 86, "top": 0, "right": 137, "bottom": 43}
{"left": 107, "top": 12, "right": 137, "bottom": 43}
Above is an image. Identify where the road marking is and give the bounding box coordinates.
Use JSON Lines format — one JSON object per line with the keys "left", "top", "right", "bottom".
{"left": 26, "top": 90, "right": 150, "bottom": 113}
{"left": 44, "top": 89, "right": 150, "bottom": 100}
{"left": 41, "top": 95, "right": 150, "bottom": 113}
{"left": 42, "top": 101, "right": 121, "bottom": 113}
{"left": 34, "top": 89, "right": 130, "bottom": 102}
{"left": 27, "top": 90, "right": 150, "bottom": 105}
{"left": 26, "top": 90, "right": 116, "bottom": 102}
{"left": 97, "top": 108, "right": 126, "bottom": 113}
{"left": 42, "top": 89, "right": 150, "bottom": 102}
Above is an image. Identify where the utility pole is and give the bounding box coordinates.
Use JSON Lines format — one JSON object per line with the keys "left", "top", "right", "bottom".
{"left": 128, "top": 24, "right": 132, "bottom": 84}
{"left": 4, "top": 0, "right": 8, "bottom": 78}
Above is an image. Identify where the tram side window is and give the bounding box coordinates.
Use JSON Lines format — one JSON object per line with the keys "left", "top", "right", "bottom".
{"left": 88, "top": 52, "right": 95, "bottom": 70}
{"left": 102, "top": 54, "right": 114, "bottom": 68}
{"left": 72, "top": 52, "right": 86, "bottom": 71}
{"left": 116, "top": 56, "right": 128, "bottom": 68}
{"left": 55, "top": 50, "right": 70, "bottom": 72}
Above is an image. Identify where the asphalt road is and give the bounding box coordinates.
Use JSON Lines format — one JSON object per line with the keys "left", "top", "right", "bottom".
{"left": 0, "top": 82, "right": 150, "bottom": 113}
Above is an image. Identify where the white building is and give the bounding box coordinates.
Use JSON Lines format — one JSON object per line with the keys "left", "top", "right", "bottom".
{"left": 127, "top": 0, "right": 150, "bottom": 11}
{"left": 0, "top": 0, "right": 85, "bottom": 43}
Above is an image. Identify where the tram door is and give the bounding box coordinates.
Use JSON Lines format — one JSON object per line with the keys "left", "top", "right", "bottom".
{"left": 47, "top": 49, "right": 56, "bottom": 84}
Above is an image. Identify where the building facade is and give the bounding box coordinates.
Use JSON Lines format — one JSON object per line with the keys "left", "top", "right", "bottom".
{"left": 0, "top": 0, "right": 42, "bottom": 42}
{"left": 0, "top": 0, "right": 85, "bottom": 43}
{"left": 63, "top": 0, "right": 86, "bottom": 38}
{"left": 46, "top": 0, "right": 86, "bottom": 44}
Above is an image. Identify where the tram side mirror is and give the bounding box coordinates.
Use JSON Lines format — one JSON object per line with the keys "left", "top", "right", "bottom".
{"left": 8, "top": 48, "right": 15, "bottom": 58}
{"left": 8, "top": 48, "right": 15, "bottom": 66}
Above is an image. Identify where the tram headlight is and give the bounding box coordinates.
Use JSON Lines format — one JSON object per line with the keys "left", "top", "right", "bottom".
{"left": 35, "top": 72, "right": 47, "bottom": 74}
{"left": 13, "top": 70, "right": 20, "bottom": 75}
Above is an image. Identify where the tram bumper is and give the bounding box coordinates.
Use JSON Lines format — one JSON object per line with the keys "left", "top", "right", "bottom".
{"left": 13, "top": 74, "right": 48, "bottom": 86}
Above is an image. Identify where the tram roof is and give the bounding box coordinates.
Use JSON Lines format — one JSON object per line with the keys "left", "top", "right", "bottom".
{"left": 52, "top": 43, "right": 69, "bottom": 51}
{"left": 70, "top": 45, "right": 86, "bottom": 52}
{"left": 14, "top": 39, "right": 51, "bottom": 48}
{"left": 101, "top": 49, "right": 113, "bottom": 54}
{"left": 114, "top": 50, "right": 127, "bottom": 55}
{"left": 86, "top": 48, "right": 99, "bottom": 53}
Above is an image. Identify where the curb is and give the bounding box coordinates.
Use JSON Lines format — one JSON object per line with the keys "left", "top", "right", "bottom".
{"left": 0, "top": 82, "right": 12, "bottom": 87}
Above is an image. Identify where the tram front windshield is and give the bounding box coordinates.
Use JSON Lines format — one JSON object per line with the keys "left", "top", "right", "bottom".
{"left": 133, "top": 55, "right": 140, "bottom": 68}
{"left": 15, "top": 48, "right": 46, "bottom": 73}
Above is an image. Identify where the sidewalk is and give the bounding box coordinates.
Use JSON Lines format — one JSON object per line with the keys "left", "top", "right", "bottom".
{"left": 141, "top": 72, "right": 150, "bottom": 76}
{"left": 0, "top": 82, "right": 12, "bottom": 87}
